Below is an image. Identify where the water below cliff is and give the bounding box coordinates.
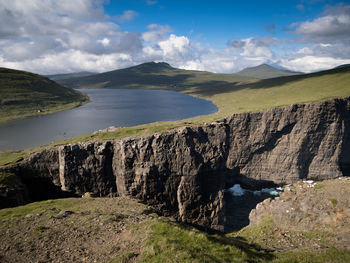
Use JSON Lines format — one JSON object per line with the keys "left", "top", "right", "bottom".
{"left": 0, "top": 89, "right": 217, "bottom": 150}
{"left": 224, "top": 184, "right": 283, "bottom": 232}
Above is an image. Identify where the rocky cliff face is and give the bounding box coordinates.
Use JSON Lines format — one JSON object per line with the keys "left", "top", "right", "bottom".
{"left": 2, "top": 97, "right": 350, "bottom": 230}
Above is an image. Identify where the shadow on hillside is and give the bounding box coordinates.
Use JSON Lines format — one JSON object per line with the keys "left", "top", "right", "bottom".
{"left": 173, "top": 221, "right": 275, "bottom": 262}
{"left": 187, "top": 66, "right": 350, "bottom": 97}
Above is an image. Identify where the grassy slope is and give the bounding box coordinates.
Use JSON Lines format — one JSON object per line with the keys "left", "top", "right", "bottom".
{"left": 46, "top": 71, "right": 96, "bottom": 82}
{"left": 236, "top": 63, "right": 300, "bottom": 79}
{"left": 1, "top": 66, "right": 349, "bottom": 166}
{"left": 0, "top": 197, "right": 349, "bottom": 263}
{"left": 0, "top": 67, "right": 89, "bottom": 123}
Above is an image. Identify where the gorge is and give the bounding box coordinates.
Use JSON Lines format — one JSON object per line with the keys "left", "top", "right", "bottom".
{"left": 1, "top": 96, "right": 350, "bottom": 232}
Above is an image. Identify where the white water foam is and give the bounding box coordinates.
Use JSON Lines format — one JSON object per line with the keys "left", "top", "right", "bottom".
{"left": 228, "top": 184, "right": 246, "bottom": 196}
{"left": 228, "top": 184, "right": 283, "bottom": 197}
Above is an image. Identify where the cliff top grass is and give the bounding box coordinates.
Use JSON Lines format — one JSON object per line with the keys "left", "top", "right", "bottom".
{"left": 0, "top": 67, "right": 89, "bottom": 124}
{"left": 1, "top": 66, "right": 350, "bottom": 166}
{"left": 0, "top": 196, "right": 349, "bottom": 262}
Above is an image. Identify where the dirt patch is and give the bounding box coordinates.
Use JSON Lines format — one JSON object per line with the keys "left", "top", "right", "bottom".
{"left": 0, "top": 197, "right": 156, "bottom": 263}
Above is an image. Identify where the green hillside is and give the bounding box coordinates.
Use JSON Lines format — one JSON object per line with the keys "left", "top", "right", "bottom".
{"left": 46, "top": 71, "right": 96, "bottom": 82}
{"left": 0, "top": 68, "right": 89, "bottom": 123}
{"left": 1, "top": 65, "right": 350, "bottom": 166}
{"left": 56, "top": 61, "right": 253, "bottom": 90}
{"left": 186, "top": 65, "right": 350, "bottom": 118}
{"left": 236, "top": 63, "right": 301, "bottom": 79}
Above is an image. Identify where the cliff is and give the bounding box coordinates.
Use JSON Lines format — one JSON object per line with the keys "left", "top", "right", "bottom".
{"left": 1, "top": 97, "right": 350, "bottom": 230}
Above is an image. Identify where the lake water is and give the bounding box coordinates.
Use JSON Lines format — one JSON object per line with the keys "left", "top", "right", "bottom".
{"left": 0, "top": 89, "right": 217, "bottom": 150}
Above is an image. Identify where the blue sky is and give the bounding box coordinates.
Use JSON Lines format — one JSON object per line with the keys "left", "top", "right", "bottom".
{"left": 105, "top": 0, "right": 325, "bottom": 45}
{"left": 0, "top": 0, "right": 350, "bottom": 74}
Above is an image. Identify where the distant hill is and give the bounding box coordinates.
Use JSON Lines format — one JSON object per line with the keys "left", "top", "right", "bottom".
{"left": 46, "top": 71, "right": 96, "bottom": 82}
{"left": 236, "top": 64, "right": 301, "bottom": 79}
{"left": 56, "top": 61, "right": 253, "bottom": 90}
{"left": 335, "top": 64, "right": 350, "bottom": 69}
{"left": 0, "top": 68, "right": 88, "bottom": 123}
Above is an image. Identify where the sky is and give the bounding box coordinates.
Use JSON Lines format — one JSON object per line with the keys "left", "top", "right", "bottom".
{"left": 1, "top": 0, "right": 350, "bottom": 74}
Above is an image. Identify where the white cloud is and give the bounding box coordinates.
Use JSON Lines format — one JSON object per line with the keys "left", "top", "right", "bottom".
{"left": 98, "top": 38, "right": 110, "bottom": 46}
{"left": 228, "top": 37, "right": 275, "bottom": 58}
{"left": 0, "top": 50, "right": 135, "bottom": 74}
{"left": 146, "top": 0, "right": 157, "bottom": 5}
{"left": 115, "top": 10, "right": 138, "bottom": 23}
{"left": 294, "top": 4, "right": 350, "bottom": 42}
{"left": 279, "top": 56, "right": 350, "bottom": 73}
{"left": 0, "top": 0, "right": 143, "bottom": 62}
{"left": 142, "top": 24, "right": 172, "bottom": 42}
{"left": 158, "top": 34, "right": 190, "bottom": 57}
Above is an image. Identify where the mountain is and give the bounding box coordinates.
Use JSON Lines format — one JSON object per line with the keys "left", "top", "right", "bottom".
{"left": 335, "top": 64, "right": 350, "bottom": 69}
{"left": 46, "top": 71, "right": 96, "bottom": 82}
{"left": 55, "top": 61, "right": 253, "bottom": 90}
{"left": 236, "top": 64, "right": 301, "bottom": 79}
{"left": 0, "top": 67, "right": 88, "bottom": 123}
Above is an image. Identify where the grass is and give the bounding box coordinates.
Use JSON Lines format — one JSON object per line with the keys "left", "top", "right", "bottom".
{"left": 137, "top": 218, "right": 350, "bottom": 263}
{"left": 233, "top": 217, "right": 334, "bottom": 250}
{"left": 35, "top": 226, "right": 49, "bottom": 232}
{"left": 1, "top": 66, "right": 350, "bottom": 166}
{"left": 314, "top": 184, "right": 323, "bottom": 190}
{"left": 330, "top": 198, "right": 338, "bottom": 206}
{"left": 1, "top": 197, "right": 349, "bottom": 262}
{"left": 0, "top": 198, "right": 85, "bottom": 220}
{"left": 0, "top": 67, "right": 89, "bottom": 123}
{"left": 0, "top": 146, "right": 46, "bottom": 166}
{"left": 271, "top": 248, "right": 350, "bottom": 263}
{"left": 138, "top": 219, "right": 274, "bottom": 263}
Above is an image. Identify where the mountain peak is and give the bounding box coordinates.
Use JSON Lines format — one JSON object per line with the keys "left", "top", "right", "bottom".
{"left": 127, "top": 61, "right": 173, "bottom": 73}
{"left": 137, "top": 61, "right": 172, "bottom": 68}
{"left": 237, "top": 63, "right": 300, "bottom": 79}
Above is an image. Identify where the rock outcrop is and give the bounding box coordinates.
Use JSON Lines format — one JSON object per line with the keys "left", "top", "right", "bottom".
{"left": 1, "top": 97, "right": 350, "bottom": 230}
{"left": 248, "top": 178, "right": 350, "bottom": 249}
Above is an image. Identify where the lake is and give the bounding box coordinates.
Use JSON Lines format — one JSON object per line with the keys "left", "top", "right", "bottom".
{"left": 0, "top": 89, "right": 217, "bottom": 150}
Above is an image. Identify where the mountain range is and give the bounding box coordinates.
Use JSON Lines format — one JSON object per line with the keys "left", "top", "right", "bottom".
{"left": 52, "top": 61, "right": 252, "bottom": 90}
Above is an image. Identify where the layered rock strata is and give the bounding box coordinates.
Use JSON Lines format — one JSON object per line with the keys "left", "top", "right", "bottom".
{"left": 2, "top": 97, "right": 350, "bottom": 230}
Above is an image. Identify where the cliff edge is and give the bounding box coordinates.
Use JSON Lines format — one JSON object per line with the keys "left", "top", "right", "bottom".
{"left": 2, "top": 96, "right": 350, "bottom": 230}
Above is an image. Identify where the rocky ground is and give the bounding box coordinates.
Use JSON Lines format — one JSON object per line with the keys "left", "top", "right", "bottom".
{"left": 0, "top": 197, "right": 156, "bottom": 263}
{"left": 0, "top": 178, "right": 349, "bottom": 263}
{"left": 244, "top": 177, "right": 350, "bottom": 252}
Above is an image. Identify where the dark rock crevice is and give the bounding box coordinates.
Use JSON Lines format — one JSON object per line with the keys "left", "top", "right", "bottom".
{"left": 339, "top": 101, "right": 350, "bottom": 176}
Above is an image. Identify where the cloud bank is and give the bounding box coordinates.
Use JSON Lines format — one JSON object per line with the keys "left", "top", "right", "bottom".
{"left": 0, "top": 0, "right": 350, "bottom": 74}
